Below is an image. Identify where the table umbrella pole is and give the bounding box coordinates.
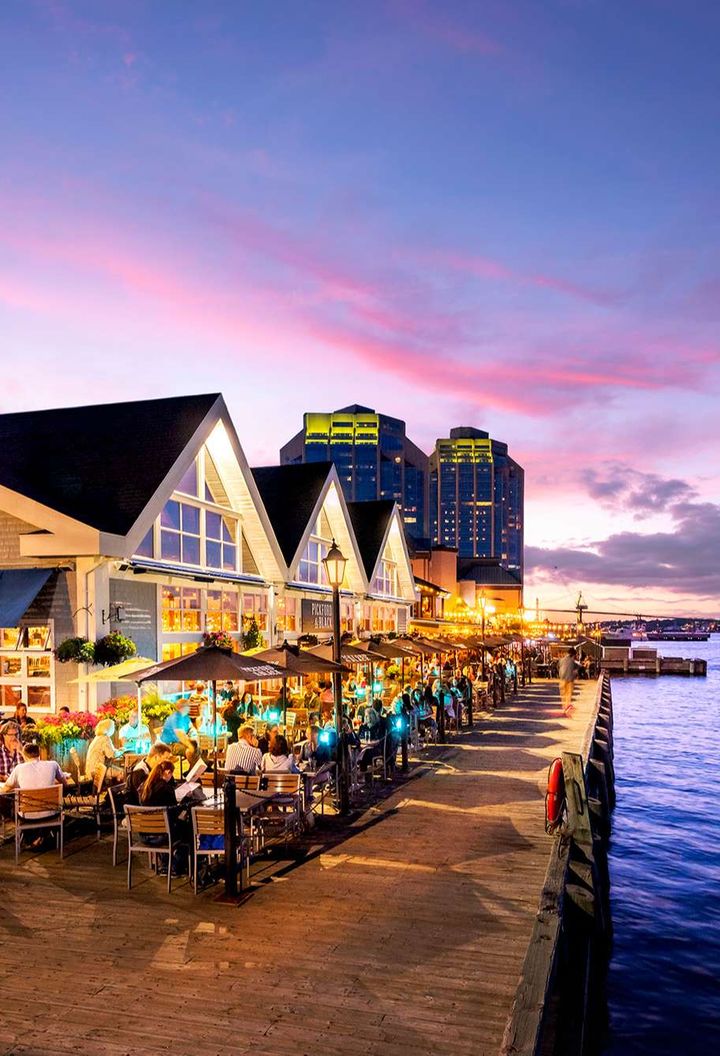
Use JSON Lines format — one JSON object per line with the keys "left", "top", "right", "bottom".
{"left": 212, "top": 678, "right": 218, "bottom": 797}
{"left": 282, "top": 677, "right": 287, "bottom": 726}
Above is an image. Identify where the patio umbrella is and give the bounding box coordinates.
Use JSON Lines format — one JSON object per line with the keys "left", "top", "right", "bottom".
{"left": 132, "top": 646, "right": 285, "bottom": 794}
{"left": 68, "top": 656, "right": 158, "bottom": 684}
{"left": 308, "top": 641, "right": 387, "bottom": 665}
{"left": 249, "top": 641, "right": 349, "bottom": 721}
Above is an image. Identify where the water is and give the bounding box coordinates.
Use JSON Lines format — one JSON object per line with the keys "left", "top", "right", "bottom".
{"left": 603, "top": 636, "right": 720, "bottom": 1054}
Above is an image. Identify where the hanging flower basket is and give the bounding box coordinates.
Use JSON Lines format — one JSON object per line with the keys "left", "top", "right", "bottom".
{"left": 203, "top": 630, "right": 235, "bottom": 652}
{"left": 94, "top": 632, "right": 137, "bottom": 667}
{"left": 55, "top": 636, "right": 96, "bottom": 664}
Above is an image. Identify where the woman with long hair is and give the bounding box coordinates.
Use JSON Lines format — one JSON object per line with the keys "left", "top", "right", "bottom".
{"left": 139, "top": 760, "right": 189, "bottom": 873}
{"left": 260, "top": 733, "right": 299, "bottom": 773}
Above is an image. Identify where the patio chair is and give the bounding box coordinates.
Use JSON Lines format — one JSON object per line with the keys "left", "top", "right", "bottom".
{"left": 124, "top": 805, "right": 175, "bottom": 893}
{"left": 106, "top": 782, "right": 128, "bottom": 866}
{"left": 371, "top": 735, "right": 389, "bottom": 784}
{"left": 258, "top": 772, "right": 302, "bottom": 841}
{"left": 14, "top": 785, "right": 64, "bottom": 864}
{"left": 65, "top": 752, "right": 106, "bottom": 838}
{"left": 191, "top": 805, "right": 251, "bottom": 893}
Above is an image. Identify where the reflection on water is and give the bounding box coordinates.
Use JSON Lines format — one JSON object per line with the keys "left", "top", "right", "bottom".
{"left": 603, "top": 636, "right": 720, "bottom": 1054}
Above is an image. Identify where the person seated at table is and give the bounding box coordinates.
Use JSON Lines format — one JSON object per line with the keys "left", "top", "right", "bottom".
{"left": 257, "top": 723, "right": 279, "bottom": 755}
{"left": 218, "top": 680, "right": 236, "bottom": 705}
{"left": 225, "top": 723, "right": 263, "bottom": 774}
{"left": 118, "top": 707, "right": 151, "bottom": 754}
{"left": 1, "top": 742, "right": 68, "bottom": 819}
{"left": 158, "top": 701, "right": 200, "bottom": 767}
{"left": 126, "top": 742, "right": 174, "bottom": 805}
{"left": 240, "top": 691, "right": 257, "bottom": 718}
{"left": 13, "top": 702, "right": 36, "bottom": 736}
{"left": 86, "top": 719, "right": 124, "bottom": 784}
{"left": 0, "top": 721, "right": 23, "bottom": 781}
{"left": 261, "top": 734, "right": 299, "bottom": 773}
{"left": 222, "top": 696, "right": 244, "bottom": 744}
{"left": 139, "top": 760, "right": 190, "bottom": 873}
{"left": 299, "top": 724, "right": 337, "bottom": 767}
{"left": 58, "top": 706, "right": 71, "bottom": 717}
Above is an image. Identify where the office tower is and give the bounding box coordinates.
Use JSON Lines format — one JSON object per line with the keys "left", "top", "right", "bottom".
{"left": 280, "top": 405, "right": 428, "bottom": 540}
{"left": 429, "top": 427, "right": 524, "bottom": 576}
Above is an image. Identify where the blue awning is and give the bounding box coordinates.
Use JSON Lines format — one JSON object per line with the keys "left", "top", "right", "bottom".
{"left": 0, "top": 569, "right": 54, "bottom": 628}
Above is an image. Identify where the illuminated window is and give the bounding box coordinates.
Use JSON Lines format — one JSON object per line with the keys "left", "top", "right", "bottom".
{"left": 372, "top": 559, "right": 398, "bottom": 596}
{"left": 206, "top": 589, "right": 239, "bottom": 633}
{"left": 243, "top": 592, "right": 268, "bottom": 632}
{"left": 161, "top": 586, "right": 202, "bottom": 633}
{"left": 0, "top": 625, "right": 53, "bottom": 711}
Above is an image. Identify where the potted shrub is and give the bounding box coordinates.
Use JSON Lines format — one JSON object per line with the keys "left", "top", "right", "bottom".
{"left": 203, "top": 629, "right": 236, "bottom": 651}
{"left": 35, "top": 710, "right": 98, "bottom": 768}
{"left": 55, "top": 636, "right": 95, "bottom": 664}
{"left": 94, "top": 632, "right": 137, "bottom": 667}
{"left": 141, "top": 689, "right": 175, "bottom": 738}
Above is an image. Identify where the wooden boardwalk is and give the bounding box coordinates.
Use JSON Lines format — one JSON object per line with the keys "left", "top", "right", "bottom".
{"left": 0, "top": 680, "right": 598, "bottom": 1056}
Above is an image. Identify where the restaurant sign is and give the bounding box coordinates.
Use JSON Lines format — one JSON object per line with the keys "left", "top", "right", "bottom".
{"left": 301, "top": 598, "right": 333, "bottom": 632}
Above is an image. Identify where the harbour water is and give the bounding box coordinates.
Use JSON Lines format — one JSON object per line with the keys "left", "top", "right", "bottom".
{"left": 602, "top": 636, "right": 720, "bottom": 1054}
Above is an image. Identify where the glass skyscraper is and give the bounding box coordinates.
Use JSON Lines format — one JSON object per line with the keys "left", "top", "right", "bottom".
{"left": 429, "top": 427, "right": 524, "bottom": 576}
{"left": 280, "top": 406, "right": 429, "bottom": 541}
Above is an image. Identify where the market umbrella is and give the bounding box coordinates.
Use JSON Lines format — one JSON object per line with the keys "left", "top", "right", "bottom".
{"left": 248, "top": 641, "right": 349, "bottom": 722}
{"left": 308, "top": 641, "right": 387, "bottom": 665}
{"left": 68, "top": 657, "right": 157, "bottom": 684}
{"left": 132, "top": 646, "right": 285, "bottom": 794}
{"left": 364, "top": 638, "right": 422, "bottom": 691}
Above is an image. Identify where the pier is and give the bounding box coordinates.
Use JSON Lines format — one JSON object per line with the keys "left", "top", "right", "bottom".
{"left": 1, "top": 679, "right": 604, "bottom": 1056}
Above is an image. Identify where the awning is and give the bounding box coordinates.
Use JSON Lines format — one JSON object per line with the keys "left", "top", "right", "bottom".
{"left": 0, "top": 568, "right": 54, "bottom": 628}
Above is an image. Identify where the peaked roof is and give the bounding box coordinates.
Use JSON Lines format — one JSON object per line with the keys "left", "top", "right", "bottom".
{"left": 0, "top": 394, "right": 220, "bottom": 536}
{"left": 346, "top": 500, "right": 395, "bottom": 579}
{"left": 457, "top": 559, "right": 522, "bottom": 586}
{"left": 251, "top": 463, "right": 333, "bottom": 565}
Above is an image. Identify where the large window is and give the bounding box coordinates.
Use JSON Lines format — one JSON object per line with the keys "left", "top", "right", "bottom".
{"left": 134, "top": 449, "right": 241, "bottom": 572}
{"left": 161, "top": 586, "right": 202, "bottom": 633}
{"left": 160, "top": 586, "right": 266, "bottom": 643}
{"left": 242, "top": 592, "right": 268, "bottom": 632}
{"left": 371, "top": 559, "right": 398, "bottom": 597}
{"left": 0, "top": 624, "right": 53, "bottom": 711}
{"left": 206, "top": 589, "right": 239, "bottom": 632}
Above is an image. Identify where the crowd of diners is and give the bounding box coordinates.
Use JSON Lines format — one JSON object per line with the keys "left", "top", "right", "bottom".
{"left": 0, "top": 645, "right": 539, "bottom": 870}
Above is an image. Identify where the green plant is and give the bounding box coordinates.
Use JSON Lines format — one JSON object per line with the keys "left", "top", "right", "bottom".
{"left": 55, "top": 636, "right": 95, "bottom": 664}
{"left": 241, "top": 617, "right": 264, "bottom": 651}
{"left": 140, "top": 689, "right": 174, "bottom": 723}
{"left": 94, "top": 632, "right": 137, "bottom": 667}
{"left": 34, "top": 710, "right": 98, "bottom": 747}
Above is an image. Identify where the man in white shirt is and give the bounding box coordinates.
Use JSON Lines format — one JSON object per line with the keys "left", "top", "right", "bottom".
{"left": 225, "top": 724, "right": 262, "bottom": 774}
{"left": 1, "top": 742, "right": 67, "bottom": 817}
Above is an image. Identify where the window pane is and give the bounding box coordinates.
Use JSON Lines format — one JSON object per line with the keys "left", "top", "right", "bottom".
{"left": 161, "top": 530, "right": 181, "bottom": 562}
{"left": 222, "top": 591, "right": 238, "bottom": 612}
{"left": 161, "top": 500, "right": 180, "bottom": 530}
{"left": 206, "top": 511, "right": 221, "bottom": 541}
{"left": 27, "top": 686, "right": 51, "bottom": 709}
{"left": 1, "top": 656, "right": 22, "bottom": 676}
{"left": 223, "top": 613, "right": 239, "bottom": 632}
{"left": 135, "top": 527, "right": 154, "bottom": 558}
{"left": 177, "top": 461, "right": 198, "bottom": 496}
{"left": 182, "top": 588, "right": 201, "bottom": 610}
{"left": 182, "top": 535, "right": 200, "bottom": 565}
{"left": 222, "top": 518, "right": 236, "bottom": 543}
{"left": 206, "top": 540, "right": 222, "bottom": 569}
{"left": 206, "top": 589, "right": 222, "bottom": 612}
{"left": 222, "top": 545, "right": 236, "bottom": 571}
{"left": 181, "top": 504, "right": 200, "bottom": 535}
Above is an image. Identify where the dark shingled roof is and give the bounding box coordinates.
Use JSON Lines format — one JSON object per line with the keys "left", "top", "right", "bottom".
{"left": 251, "top": 463, "right": 333, "bottom": 566}
{"left": 0, "top": 394, "right": 221, "bottom": 536}
{"left": 346, "top": 500, "right": 395, "bottom": 579}
{"left": 457, "top": 559, "right": 521, "bottom": 587}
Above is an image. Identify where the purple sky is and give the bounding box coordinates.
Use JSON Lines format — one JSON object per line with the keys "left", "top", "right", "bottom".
{"left": 1, "top": 1, "right": 718, "bottom": 615}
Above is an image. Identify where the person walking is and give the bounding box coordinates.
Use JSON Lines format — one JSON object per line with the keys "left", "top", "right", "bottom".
{"left": 558, "top": 647, "right": 578, "bottom": 715}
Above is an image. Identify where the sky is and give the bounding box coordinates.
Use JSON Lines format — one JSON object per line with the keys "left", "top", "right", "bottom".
{"left": 0, "top": 0, "right": 719, "bottom": 617}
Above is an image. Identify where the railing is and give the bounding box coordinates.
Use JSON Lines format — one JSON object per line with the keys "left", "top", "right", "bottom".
{"left": 500, "top": 674, "right": 615, "bottom": 1056}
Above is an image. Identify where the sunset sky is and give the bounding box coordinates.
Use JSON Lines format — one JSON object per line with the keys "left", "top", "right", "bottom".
{"left": 1, "top": 1, "right": 718, "bottom": 616}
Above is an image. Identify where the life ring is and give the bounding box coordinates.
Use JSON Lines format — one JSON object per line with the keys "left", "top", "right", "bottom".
{"left": 545, "top": 757, "right": 565, "bottom": 834}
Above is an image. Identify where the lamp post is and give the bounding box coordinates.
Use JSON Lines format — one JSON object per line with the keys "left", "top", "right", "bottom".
{"left": 322, "top": 539, "right": 350, "bottom": 815}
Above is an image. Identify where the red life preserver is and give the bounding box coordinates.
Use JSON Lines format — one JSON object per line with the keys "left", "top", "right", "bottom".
{"left": 545, "top": 757, "right": 565, "bottom": 834}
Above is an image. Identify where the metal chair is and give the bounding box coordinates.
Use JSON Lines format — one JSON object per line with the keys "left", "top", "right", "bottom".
{"left": 14, "top": 785, "right": 64, "bottom": 864}
{"left": 106, "top": 782, "right": 128, "bottom": 866}
{"left": 65, "top": 754, "right": 106, "bottom": 838}
{"left": 190, "top": 805, "right": 251, "bottom": 893}
{"left": 124, "top": 806, "right": 175, "bottom": 893}
{"left": 371, "top": 735, "right": 389, "bottom": 784}
{"left": 258, "top": 772, "right": 302, "bottom": 840}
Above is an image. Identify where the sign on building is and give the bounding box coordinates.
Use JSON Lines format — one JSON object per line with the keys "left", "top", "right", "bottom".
{"left": 301, "top": 598, "right": 333, "bottom": 633}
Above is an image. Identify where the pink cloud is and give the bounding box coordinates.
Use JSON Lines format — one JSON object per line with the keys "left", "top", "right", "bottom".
{"left": 391, "top": 0, "right": 504, "bottom": 57}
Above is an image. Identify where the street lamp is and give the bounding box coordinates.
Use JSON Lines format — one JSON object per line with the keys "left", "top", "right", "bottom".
{"left": 322, "top": 539, "right": 350, "bottom": 815}
{"left": 479, "top": 595, "right": 495, "bottom": 681}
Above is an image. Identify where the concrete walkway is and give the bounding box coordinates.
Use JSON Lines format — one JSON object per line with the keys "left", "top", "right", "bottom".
{"left": 0, "top": 679, "right": 598, "bottom": 1056}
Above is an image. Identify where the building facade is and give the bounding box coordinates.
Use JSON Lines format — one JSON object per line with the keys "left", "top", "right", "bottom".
{"left": 280, "top": 405, "right": 429, "bottom": 542}
{"left": 429, "top": 427, "right": 524, "bottom": 577}
{"left": 0, "top": 395, "right": 417, "bottom": 715}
